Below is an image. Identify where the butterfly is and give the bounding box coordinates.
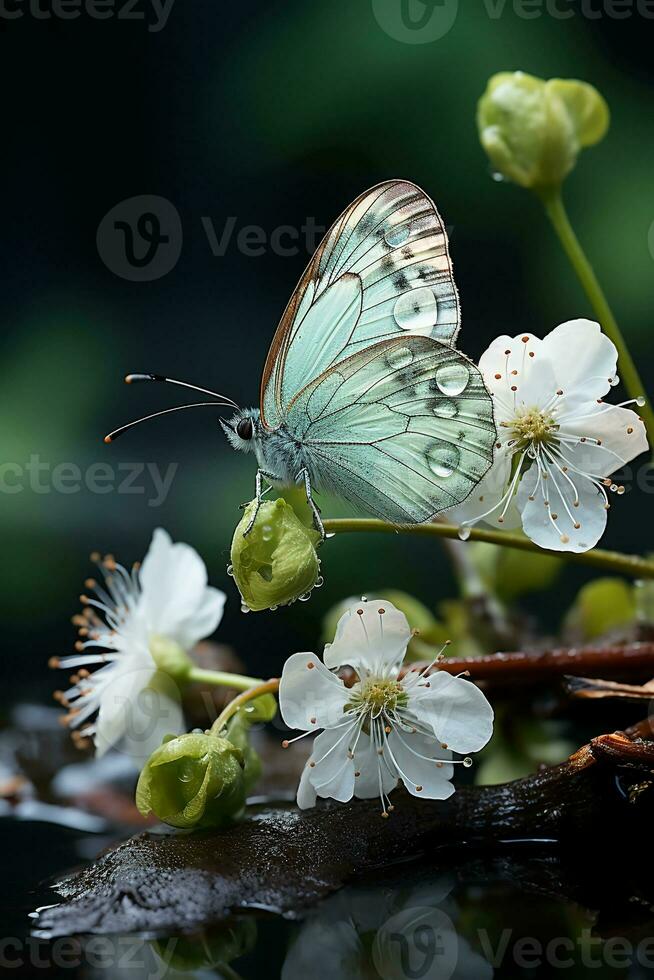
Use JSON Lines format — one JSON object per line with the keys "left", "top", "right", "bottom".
{"left": 106, "top": 180, "right": 497, "bottom": 536}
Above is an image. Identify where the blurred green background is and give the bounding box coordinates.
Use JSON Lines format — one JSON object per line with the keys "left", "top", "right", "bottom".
{"left": 1, "top": 1, "right": 653, "bottom": 705}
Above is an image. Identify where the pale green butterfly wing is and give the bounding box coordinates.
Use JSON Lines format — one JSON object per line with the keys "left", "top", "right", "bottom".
{"left": 286, "top": 335, "right": 495, "bottom": 523}
{"left": 260, "top": 180, "right": 460, "bottom": 429}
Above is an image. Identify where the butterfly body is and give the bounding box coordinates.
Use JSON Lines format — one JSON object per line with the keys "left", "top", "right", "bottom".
{"left": 222, "top": 408, "right": 315, "bottom": 489}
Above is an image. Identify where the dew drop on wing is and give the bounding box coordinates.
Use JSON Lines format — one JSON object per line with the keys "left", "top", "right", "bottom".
{"left": 393, "top": 286, "right": 438, "bottom": 331}
{"left": 427, "top": 445, "right": 460, "bottom": 479}
{"left": 432, "top": 399, "right": 458, "bottom": 419}
{"left": 384, "top": 224, "right": 411, "bottom": 248}
{"left": 435, "top": 363, "right": 469, "bottom": 396}
{"left": 386, "top": 347, "right": 414, "bottom": 370}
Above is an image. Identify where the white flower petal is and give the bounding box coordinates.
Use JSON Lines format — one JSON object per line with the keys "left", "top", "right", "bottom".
{"left": 446, "top": 450, "right": 521, "bottom": 530}
{"left": 559, "top": 404, "right": 648, "bottom": 475}
{"left": 307, "top": 726, "right": 357, "bottom": 791}
{"left": 409, "top": 672, "right": 494, "bottom": 754}
{"left": 516, "top": 457, "right": 607, "bottom": 553}
{"left": 480, "top": 332, "right": 561, "bottom": 411}
{"left": 540, "top": 319, "right": 617, "bottom": 404}
{"left": 139, "top": 528, "right": 212, "bottom": 645}
{"left": 307, "top": 727, "right": 356, "bottom": 803}
{"left": 324, "top": 600, "right": 411, "bottom": 677}
{"left": 352, "top": 732, "right": 398, "bottom": 800}
{"left": 279, "top": 653, "right": 349, "bottom": 731}
{"left": 171, "top": 586, "right": 226, "bottom": 651}
{"left": 386, "top": 730, "right": 455, "bottom": 800}
{"left": 296, "top": 763, "right": 317, "bottom": 809}
{"left": 94, "top": 657, "right": 182, "bottom": 760}
{"left": 119, "top": 692, "right": 184, "bottom": 768}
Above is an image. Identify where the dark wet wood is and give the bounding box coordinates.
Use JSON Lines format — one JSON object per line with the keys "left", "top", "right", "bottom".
{"left": 35, "top": 722, "right": 654, "bottom": 938}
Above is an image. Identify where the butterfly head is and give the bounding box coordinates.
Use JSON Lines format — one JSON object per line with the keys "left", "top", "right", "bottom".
{"left": 220, "top": 408, "right": 260, "bottom": 454}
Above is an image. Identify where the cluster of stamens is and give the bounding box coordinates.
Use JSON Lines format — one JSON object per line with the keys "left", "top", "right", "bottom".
{"left": 50, "top": 551, "right": 141, "bottom": 749}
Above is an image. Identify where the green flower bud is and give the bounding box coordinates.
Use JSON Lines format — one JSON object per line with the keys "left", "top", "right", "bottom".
{"left": 477, "top": 71, "right": 609, "bottom": 191}
{"left": 136, "top": 731, "right": 246, "bottom": 829}
{"left": 230, "top": 497, "right": 321, "bottom": 612}
{"left": 148, "top": 634, "right": 193, "bottom": 683}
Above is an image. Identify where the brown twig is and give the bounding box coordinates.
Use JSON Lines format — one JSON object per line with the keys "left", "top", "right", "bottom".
{"left": 401, "top": 643, "right": 654, "bottom": 686}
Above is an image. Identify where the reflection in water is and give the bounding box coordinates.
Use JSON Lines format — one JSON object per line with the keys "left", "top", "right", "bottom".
{"left": 280, "top": 879, "right": 492, "bottom": 980}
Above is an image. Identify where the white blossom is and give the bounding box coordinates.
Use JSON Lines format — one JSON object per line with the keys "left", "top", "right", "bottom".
{"left": 450, "top": 320, "right": 648, "bottom": 552}
{"left": 52, "top": 528, "right": 225, "bottom": 765}
{"left": 279, "top": 599, "right": 493, "bottom": 816}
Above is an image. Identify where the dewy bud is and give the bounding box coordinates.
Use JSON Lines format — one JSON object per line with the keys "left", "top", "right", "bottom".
{"left": 230, "top": 497, "right": 321, "bottom": 612}
{"left": 136, "top": 731, "right": 246, "bottom": 829}
{"left": 477, "top": 71, "right": 609, "bottom": 192}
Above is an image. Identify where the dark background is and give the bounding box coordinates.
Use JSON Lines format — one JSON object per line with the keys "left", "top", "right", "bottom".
{"left": 1, "top": 0, "right": 653, "bottom": 707}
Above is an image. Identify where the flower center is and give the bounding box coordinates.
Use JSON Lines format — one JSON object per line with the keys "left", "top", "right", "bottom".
{"left": 505, "top": 407, "right": 557, "bottom": 448}
{"left": 346, "top": 676, "right": 407, "bottom": 718}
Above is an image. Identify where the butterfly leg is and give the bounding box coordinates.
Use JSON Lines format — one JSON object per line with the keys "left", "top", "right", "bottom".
{"left": 297, "top": 467, "right": 325, "bottom": 541}
{"left": 243, "top": 469, "right": 277, "bottom": 536}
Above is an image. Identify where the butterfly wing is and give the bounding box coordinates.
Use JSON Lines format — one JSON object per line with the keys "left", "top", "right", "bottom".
{"left": 261, "top": 180, "right": 461, "bottom": 429}
{"left": 287, "top": 334, "right": 495, "bottom": 524}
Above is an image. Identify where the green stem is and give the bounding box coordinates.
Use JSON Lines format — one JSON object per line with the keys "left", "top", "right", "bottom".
{"left": 323, "top": 518, "right": 654, "bottom": 579}
{"left": 539, "top": 188, "right": 654, "bottom": 452}
{"left": 211, "top": 678, "right": 280, "bottom": 734}
{"left": 188, "top": 667, "right": 263, "bottom": 691}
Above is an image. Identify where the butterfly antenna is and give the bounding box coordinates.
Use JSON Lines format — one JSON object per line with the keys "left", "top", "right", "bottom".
{"left": 124, "top": 373, "right": 240, "bottom": 408}
{"left": 104, "top": 402, "right": 238, "bottom": 443}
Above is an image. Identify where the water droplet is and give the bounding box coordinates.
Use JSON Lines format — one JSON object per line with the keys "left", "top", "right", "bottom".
{"left": 179, "top": 772, "right": 193, "bottom": 782}
{"left": 226, "top": 564, "right": 234, "bottom": 577}
{"left": 435, "top": 362, "right": 469, "bottom": 396}
{"left": 610, "top": 484, "right": 618, "bottom": 493}
{"left": 261, "top": 524, "right": 273, "bottom": 542}
{"left": 637, "top": 396, "right": 646, "bottom": 407}
{"left": 299, "top": 592, "right": 311, "bottom": 602}
{"left": 393, "top": 286, "right": 438, "bottom": 331}
{"left": 325, "top": 532, "right": 336, "bottom": 539}
{"left": 426, "top": 444, "right": 460, "bottom": 479}
{"left": 240, "top": 602, "right": 251, "bottom": 614}
{"left": 609, "top": 375, "right": 620, "bottom": 387}
{"left": 361, "top": 595, "right": 368, "bottom": 602}
{"left": 315, "top": 575, "right": 324, "bottom": 588}
{"left": 457, "top": 526, "right": 471, "bottom": 541}
{"left": 386, "top": 346, "right": 414, "bottom": 370}
{"left": 270, "top": 604, "right": 278, "bottom": 611}
{"left": 384, "top": 224, "right": 411, "bottom": 248}
{"left": 191, "top": 728, "right": 203, "bottom": 734}
{"left": 432, "top": 399, "right": 458, "bottom": 419}
{"left": 490, "top": 170, "right": 505, "bottom": 182}
{"left": 463, "top": 756, "right": 473, "bottom": 768}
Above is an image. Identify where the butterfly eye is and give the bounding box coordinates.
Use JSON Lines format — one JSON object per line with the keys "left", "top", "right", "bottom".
{"left": 236, "top": 418, "right": 253, "bottom": 440}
